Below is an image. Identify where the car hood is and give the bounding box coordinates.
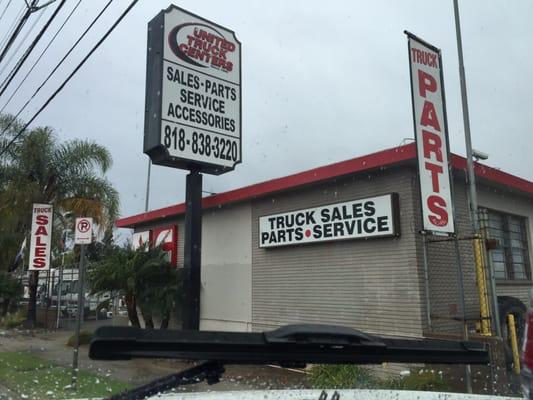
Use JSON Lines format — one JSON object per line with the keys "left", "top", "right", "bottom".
{"left": 152, "top": 389, "right": 516, "bottom": 400}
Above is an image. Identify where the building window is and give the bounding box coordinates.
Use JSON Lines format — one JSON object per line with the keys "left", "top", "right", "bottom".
{"left": 480, "top": 208, "right": 531, "bottom": 280}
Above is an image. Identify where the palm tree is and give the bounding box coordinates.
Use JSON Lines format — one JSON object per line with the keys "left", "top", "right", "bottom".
{"left": 88, "top": 245, "right": 182, "bottom": 329}
{"left": 0, "top": 113, "right": 119, "bottom": 326}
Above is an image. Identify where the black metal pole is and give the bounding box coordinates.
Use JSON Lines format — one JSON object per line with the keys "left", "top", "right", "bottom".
{"left": 182, "top": 169, "right": 202, "bottom": 330}
{"left": 72, "top": 244, "right": 86, "bottom": 388}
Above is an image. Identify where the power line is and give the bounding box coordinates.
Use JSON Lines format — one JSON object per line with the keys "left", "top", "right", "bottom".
{"left": 0, "top": 0, "right": 13, "bottom": 26}
{"left": 0, "top": 0, "right": 139, "bottom": 158}
{"left": 0, "top": 0, "right": 113, "bottom": 129}
{"left": 0, "top": 0, "right": 66, "bottom": 97}
{"left": 0, "top": 0, "right": 38, "bottom": 66}
{"left": 0, "top": 7, "right": 46, "bottom": 77}
{"left": 0, "top": 0, "right": 83, "bottom": 114}
{"left": 0, "top": 4, "right": 26, "bottom": 52}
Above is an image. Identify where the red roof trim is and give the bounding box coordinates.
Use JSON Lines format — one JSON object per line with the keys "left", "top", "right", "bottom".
{"left": 117, "top": 143, "right": 532, "bottom": 228}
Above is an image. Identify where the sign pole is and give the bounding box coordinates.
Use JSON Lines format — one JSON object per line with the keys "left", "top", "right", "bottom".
{"left": 182, "top": 169, "right": 203, "bottom": 330}
{"left": 452, "top": 0, "right": 500, "bottom": 338}
{"left": 71, "top": 244, "right": 86, "bottom": 389}
{"left": 56, "top": 253, "right": 64, "bottom": 329}
{"left": 71, "top": 217, "right": 92, "bottom": 389}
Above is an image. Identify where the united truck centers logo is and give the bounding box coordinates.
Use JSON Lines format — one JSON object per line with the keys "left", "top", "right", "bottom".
{"left": 168, "top": 23, "right": 236, "bottom": 73}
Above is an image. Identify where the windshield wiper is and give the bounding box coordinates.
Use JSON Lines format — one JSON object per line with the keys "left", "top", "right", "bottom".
{"left": 90, "top": 324, "right": 489, "bottom": 399}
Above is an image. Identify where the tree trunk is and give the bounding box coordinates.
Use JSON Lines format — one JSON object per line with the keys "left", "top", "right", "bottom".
{"left": 160, "top": 311, "right": 170, "bottom": 330}
{"left": 25, "top": 271, "right": 38, "bottom": 328}
{"left": 141, "top": 308, "right": 154, "bottom": 329}
{"left": 125, "top": 294, "right": 140, "bottom": 328}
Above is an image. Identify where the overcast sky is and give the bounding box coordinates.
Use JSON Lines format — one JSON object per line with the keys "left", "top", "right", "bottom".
{"left": 0, "top": 0, "right": 531, "bottom": 237}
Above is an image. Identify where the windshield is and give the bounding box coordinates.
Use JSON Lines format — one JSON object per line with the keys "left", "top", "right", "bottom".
{"left": 0, "top": 1, "right": 531, "bottom": 399}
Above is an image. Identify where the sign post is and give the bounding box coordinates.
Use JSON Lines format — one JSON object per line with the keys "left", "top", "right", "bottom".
{"left": 405, "top": 31, "right": 472, "bottom": 393}
{"left": 71, "top": 217, "right": 93, "bottom": 389}
{"left": 144, "top": 5, "right": 241, "bottom": 330}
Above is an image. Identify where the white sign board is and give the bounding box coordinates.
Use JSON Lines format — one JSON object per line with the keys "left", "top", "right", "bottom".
{"left": 132, "top": 231, "right": 150, "bottom": 250}
{"left": 28, "top": 204, "right": 53, "bottom": 271}
{"left": 407, "top": 33, "right": 455, "bottom": 234}
{"left": 74, "top": 217, "right": 93, "bottom": 244}
{"left": 144, "top": 5, "right": 241, "bottom": 175}
{"left": 259, "top": 194, "right": 399, "bottom": 248}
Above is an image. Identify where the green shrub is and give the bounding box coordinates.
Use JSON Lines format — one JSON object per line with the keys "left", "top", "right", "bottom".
{"left": 384, "top": 368, "right": 451, "bottom": 392}
{"left": 309, "top": 365, "right": 377, "bottom": 389}
{"left": 66, "top": 330, "right": 93, "bottom": 347}
{"left": 0, "top": 310, "right": 25, "bottom": 329}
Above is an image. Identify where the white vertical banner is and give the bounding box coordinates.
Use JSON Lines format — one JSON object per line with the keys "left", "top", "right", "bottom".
{"left": 406, "top": 32, "right": 455, "bottom": 234}
{"left": 28, "top": 203, "right": 53, "bottom": 271}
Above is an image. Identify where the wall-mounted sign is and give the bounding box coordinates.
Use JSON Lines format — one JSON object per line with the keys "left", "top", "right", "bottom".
{"left": 144, "top": 5, "right": 241, "bottom": 175}
{"left": 406, "top": 32, "right": 455, "bottom": 234}
{"left": 132, "top": 231, "right": 151, "bottom": 250}
{"left": 153, "top": 225, "right": 178, "bottom": 266}
{"left": 259, "top": 194, "right": 399, "bottom": 248}
{"left": 74, "top": 217, "right": 93, "bottom": 245}
{"left": 28, "top": 204, "right": 53, "bottom": 270}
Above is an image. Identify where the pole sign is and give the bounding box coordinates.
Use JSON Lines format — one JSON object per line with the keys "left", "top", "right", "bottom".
{"left": 74, "top": 218, "right": 93, "bottom": 245}
{"left": 28, "top": 203, "right": 53, "bottom": 270}
{"left": 406, "top": 32, "right": 455, "bottom": 234}
{"left": 144, "top": 5, "right": 241, "bottom": 175}
{"left": 259, "top": 194, "right": 400, "bottom": 248}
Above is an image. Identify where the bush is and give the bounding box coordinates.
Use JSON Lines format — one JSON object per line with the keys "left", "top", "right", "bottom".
{"left": 0, "top": 310, "right": 25, "bottom": 329}
{"left": 66, "top": 330, "right": 93, "bottom": 347}
{"left": 384, "top": 368, "right": 451, "bottom": 392}
{"left": 0, "top": 272, "right": 22, "bottom": 315}
{"left": 308, "top": 365, "right": 377, "bottom": 389}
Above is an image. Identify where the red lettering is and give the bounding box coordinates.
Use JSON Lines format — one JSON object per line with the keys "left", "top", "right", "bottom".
{"left": 427, "top": 195, "right": 449, "bottom": 227}
{"left": 36, "top": 236, "right": 47, "bottom": 246}
{"left": 425, "top": 162, "right": 444, "bottom": 192}
{"left": 420, "top": 101, "right": 441, "bottom": 132}
{"left": 32, "top": 258, "right": 46, "bottom": 268}
{"left": 35, "top": 246, "right": 46, "bottom": 257}
{"left": 418, "top": 70, "right": 437, "bottom": 98}
{"left": 36, "top": 215, "right": 48, "bottom": 225}
{"left": 35, "top": 225, "right": 48, "bottom": 235}
{"left": 422, "top": 130, "right": 443, "bottom": 162}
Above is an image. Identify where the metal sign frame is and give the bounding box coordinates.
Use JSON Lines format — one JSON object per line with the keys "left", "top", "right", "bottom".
{"left": 144, "top": 5, "right": 242, "bottom": 175}
{"left": 258, "top": 193, "right": 401, "bottom": 249}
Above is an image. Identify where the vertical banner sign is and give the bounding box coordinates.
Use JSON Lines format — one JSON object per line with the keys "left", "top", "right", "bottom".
{"left": 144, "top": 5, "right": 242, "bottom": 175}
{"left": 28, "top": 204, "right": 53, "bottom": 271}
{"left": 406, "top": 32, "right": 455, "bottom": 234}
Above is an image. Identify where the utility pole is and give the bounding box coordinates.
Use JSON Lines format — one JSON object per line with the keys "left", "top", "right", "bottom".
{"left": 452, "top": 0, "right": 501, "bottom": 337}
{"left": 145, "top": 158, "right": 151, "bottom": 212}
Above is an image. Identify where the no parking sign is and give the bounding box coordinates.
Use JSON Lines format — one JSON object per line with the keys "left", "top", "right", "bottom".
{"left": 74, "top": 218, "right": 93, "bottom": 245}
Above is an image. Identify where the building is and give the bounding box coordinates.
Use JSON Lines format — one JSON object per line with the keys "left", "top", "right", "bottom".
{"left": 117, "top": 143, "right": 533, "bottom": 339}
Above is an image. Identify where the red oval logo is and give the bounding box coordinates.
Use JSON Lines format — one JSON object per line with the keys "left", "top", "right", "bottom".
{"left": 168, "top": 23, "right": 235, "bottom": 73}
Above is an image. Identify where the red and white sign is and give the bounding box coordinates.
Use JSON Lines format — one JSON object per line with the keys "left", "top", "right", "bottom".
{"left": 132, "top": 231, "right": 151, "bottom": 250}
{"left": 153, "top": 226, "right": 178, "bottom": 266}
{"left": 28, "top": 204, "right": 53, "bottom": 271}
{"left": 74, "top": 217, "right": 93, "bottom": 244}
{"left": 407, "top": 34, "right": 455, "bottom": 234}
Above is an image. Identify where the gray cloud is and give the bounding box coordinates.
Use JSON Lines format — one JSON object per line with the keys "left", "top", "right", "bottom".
{"left": 0, "top": 0, "right": 530, "bottom": 234}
